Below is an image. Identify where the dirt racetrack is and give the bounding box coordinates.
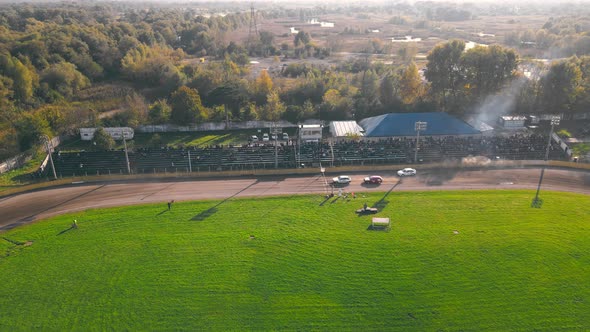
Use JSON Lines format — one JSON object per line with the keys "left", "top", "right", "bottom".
{"left": 1, "top": 167, "right": 589, "bottom": 231}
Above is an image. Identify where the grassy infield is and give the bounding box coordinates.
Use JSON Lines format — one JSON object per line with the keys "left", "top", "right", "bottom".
{"left": 0, "top": 190, "right": 589, "bottom": 330}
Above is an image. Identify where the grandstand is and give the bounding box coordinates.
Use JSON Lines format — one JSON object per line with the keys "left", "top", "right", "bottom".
{"left": 34, "top": 112, "right": 572, "bottom": 178}
{"left": 43, "top": 134, "right": 567, "bottom": 178}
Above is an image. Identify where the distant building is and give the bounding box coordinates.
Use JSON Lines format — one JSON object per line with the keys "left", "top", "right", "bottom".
{"left": 80, "top": 127, "right": 134, "bottom": 141}
{"left": 498, "top": 116, "right": 526, "bottom": 129}
{"left": 329, "top": 121, "right": 364, "bottom": 139}
{"left": 298, "top": 124, "right": 322, "bottom": 143}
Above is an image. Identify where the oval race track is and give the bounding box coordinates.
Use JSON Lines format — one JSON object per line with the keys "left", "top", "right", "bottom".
{"left": 1, "top": 167, "right": 589, "bottom": 231}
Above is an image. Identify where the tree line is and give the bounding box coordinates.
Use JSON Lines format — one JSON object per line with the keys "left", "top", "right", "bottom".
{"left": 1, "top": 2, "right": 590, "bottom": 161}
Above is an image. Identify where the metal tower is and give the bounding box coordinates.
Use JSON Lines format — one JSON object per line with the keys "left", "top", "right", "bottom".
{"left": 247, "top": 3, "right": 259, "bottom": 45}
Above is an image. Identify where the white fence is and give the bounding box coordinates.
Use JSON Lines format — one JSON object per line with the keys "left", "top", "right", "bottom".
{"left": 0, "top": 136, "right": 63, "bottom": 174}
{"left": 0, "top": 153, "right": 32, "bottom": 174}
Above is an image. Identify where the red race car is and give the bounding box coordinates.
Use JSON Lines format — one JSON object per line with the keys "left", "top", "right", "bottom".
{"left": 363, "top": 175, "right": 383, "bottom": 184}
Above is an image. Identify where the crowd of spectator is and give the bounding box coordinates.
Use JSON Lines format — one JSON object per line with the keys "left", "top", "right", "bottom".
{"left": 41, "top": 134, "right": 567, "bottom": 178}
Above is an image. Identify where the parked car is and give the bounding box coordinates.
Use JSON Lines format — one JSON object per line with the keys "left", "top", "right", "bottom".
{"left": 282, "top": 133, "right": 289, "bottom": 140}
{"left": 249, "top": 135, "right": 259, "bottom": 142}
{"left": 262, "top": 133, "right": 270, "bottom": 141}
{"left": 397, "top": 168, "right": 417, "bottom": 176}
{"left": 332, "top": 175, "right": 352, "bottom": 184}
{"left": 271, "top": 133, "right": 277, "bottom": 140}
{"left": 363, "top": 175, "right": 383, "bottom": 184}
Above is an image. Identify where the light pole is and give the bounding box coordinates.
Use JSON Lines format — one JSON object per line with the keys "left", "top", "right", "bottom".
{"left": 121, "top": 129, "right": 131, "bottom": 174}
{"left": 42, "top": 135, "right": 57, "bottom": 180}
{"left": 532, "top": 116, "right": 560, "bottom": 208}
{"left": 414, "top": 121, "right": 427, "bottom": 163}
{"left": 297, "top": 124, "right": 302, "bottom": 168}
{"left": 272, "top": 122, "right": 279, "bottom": 169}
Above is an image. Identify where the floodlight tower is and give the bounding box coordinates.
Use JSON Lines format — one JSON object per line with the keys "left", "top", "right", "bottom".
{"left": 532, "top": 116, "right": 560, "bottom": 208}
{"left": 414, "top": 121, "right": 427, "bottom": 163}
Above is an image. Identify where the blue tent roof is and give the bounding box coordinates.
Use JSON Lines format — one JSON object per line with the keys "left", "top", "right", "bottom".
{"left": 359, "top": 112, "right": 481, "bottom": 137}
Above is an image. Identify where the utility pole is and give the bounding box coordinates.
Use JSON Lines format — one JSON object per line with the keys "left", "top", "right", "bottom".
{"left": 414, "top": 121, "right": 427, "bottom": 163}
{"left": 43, "top": 135, "right": 57, "bottom": 180}
{"left": 532, "top": 116, "right": 560, "bottom": 208}
{"left": 122, "top": 130, "right": 131, "bottom": 174}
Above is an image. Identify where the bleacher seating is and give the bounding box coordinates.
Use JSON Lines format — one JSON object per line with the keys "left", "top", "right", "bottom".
{"left": 42, "top": 134, "right": 569, "bottom": 178}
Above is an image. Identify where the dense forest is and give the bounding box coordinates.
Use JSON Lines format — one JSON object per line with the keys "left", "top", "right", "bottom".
{"left": 1, "top": 1, "right": 590, "bottom": 160}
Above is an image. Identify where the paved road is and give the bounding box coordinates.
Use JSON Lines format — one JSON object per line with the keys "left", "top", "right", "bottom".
{"left": 1, "top": 168, "right": 589, "bottom": 231}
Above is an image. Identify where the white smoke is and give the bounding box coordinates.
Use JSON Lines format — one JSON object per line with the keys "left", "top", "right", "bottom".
{"left": 461, "top": 156, "right": 491, "bottom": 167}
{"left": 472, "top": 77, "right": 527, "bottom": 125}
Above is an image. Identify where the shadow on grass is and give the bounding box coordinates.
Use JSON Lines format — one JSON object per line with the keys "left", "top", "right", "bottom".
{"left": 57, "top": 226, "right": 75, "bottom": 236}
{"left": 366, "top": 225, "right": 391, "bottom": 232}
{"left": 191, "top": 180, "right": 259, "bottom": 221}
{"left": 330, "top": 196, "right": 341, "bottom": 204}
{"left": 319, "top": 195, "right": 332, "bottom": 206}
{"left": 372, "top": 180, "right": 402, "bottom": 210}
{"left": 2, "top": 237, "right": 26, "bottom": 245}
{"left": 156, "top": 209, "right": 169, "bottom": 216}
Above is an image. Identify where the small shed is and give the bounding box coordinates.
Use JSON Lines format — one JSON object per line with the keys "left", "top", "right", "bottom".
{"left": 498, "top": 116, "right": 526, "bottom": 129}
{"left": 299, "top": 124, "right": 322, "bottom": 143}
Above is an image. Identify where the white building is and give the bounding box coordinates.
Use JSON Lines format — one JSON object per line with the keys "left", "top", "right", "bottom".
{"left": 498, "top": 116, "right": 526, "bottom": 129}
{"left": 329, "top": 121, "right": 364, "bottom": 138}
{"left": 80, "top": 127, "right": 134, "bottom": 141}
{"left": 298, "top": 124, "right": 322, "bottom": 143}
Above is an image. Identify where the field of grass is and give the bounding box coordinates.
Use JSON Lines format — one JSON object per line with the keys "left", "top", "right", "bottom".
{"left": 0, "top": 190, "right": 589, "bottom": 330}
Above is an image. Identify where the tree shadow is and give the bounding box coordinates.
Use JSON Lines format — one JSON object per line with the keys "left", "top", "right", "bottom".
{"left": 190, "top": 180, "right": 259, "bottom": 221}
{"left": 373, "top": 180, "right": 402, "bottom": 210}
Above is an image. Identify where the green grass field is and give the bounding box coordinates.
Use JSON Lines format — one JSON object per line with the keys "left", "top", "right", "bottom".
{"left": 1, "top": 190, "right": 589, "bottom": 330}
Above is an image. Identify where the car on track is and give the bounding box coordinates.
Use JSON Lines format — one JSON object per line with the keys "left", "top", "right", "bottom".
{"left": 332, "top": 175, "right": 352, "bottom": 184}
{"left": 397, "top": 168, "right": 417, "bottom": 177}
{"left": 262, "top": 133, "right": 270, "bottom": 141}
{"left": 363, "top": 175, "right": 383, "bottom": 184}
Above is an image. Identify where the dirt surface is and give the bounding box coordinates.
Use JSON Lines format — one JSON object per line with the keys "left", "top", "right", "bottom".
{"left": 1, "top": 167, "right": 589, "bottom": 231}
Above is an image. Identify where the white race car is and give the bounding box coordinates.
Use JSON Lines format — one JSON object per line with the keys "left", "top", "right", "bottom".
{"left": 332, "top": 175, "right": 352, "bottom": 184}
{"left": 397, "top": 168, "right": 417, "bottom": 177}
